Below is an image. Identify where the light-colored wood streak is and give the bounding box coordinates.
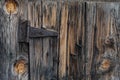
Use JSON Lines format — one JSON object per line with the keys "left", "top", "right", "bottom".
{"left": 59, "top": 2, "right": 68, "bottom": 79}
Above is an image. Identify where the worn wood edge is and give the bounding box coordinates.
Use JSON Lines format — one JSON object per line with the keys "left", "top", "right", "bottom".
{"left": 18, "top": 19, "right": 29, "bottom": 43}
{"left": 29, "top": 27, "right": 58, "bottom": 38}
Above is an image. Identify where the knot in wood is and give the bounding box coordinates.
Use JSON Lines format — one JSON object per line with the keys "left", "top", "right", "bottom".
{"left": 105, "top": 37, "right": 114, "bottom": 48}
{"left": 5, "top": 0, "right": 18, "bottom": 14}
{"left": 99, "top": 59, "right": 111, "bottom": 71}
{"left": 14, "top": 59, "right": 27, "bottom": 75}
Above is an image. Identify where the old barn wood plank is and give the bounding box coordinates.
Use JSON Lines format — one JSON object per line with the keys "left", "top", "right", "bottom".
{"left": 67, "top": 2, "right": 85, "bottom": 80}
{"left": 19, "top": 0, "right": 28, "bottom": 20}
{"left": 29, "top": 38, "right": 42, "bottom": 80}
{"left": 42, "top": 37, "right": 58, "bottom": 80}
{"left": 85, "top": 2, "right": 97, "bottom": 80}
{"left": 42, "top": 1, "right": 57, "bottom": 29}
{"left": 78, "top": 2, "right": 87, "bottom": 80}
{"left": 59, "top": 1, "right": 68, "bottom": 80}
{"left": 0, "top": 0, "right": 29, "bottom": 80}
{"left": 51, "top": 37, "right": 58, "bottom": 80}
{"left": 29, "top": 37, "right": 58, "bottom": 80}
{"left": 40, "top": 3, "right": 60, "bottom": 78}
{"left": 28, "top": 1, "right": 42, "bottom": 28}
{"left": 85, "top": 2, "right": 120, "bottom": 80}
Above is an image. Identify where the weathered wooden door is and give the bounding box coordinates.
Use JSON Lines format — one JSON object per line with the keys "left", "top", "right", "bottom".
{"left": 0, "top": 0, "right": 120, "bottom": 80}
{"left": 18, "top": 19, "right": 58, "bottom": 80}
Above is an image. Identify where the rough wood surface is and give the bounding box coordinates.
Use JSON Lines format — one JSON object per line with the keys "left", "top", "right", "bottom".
{"left": 28, "top": 1, "right": 41, "bottom": 28}
{"left": 29, "top": 27, "right": 58, "bottom": 38}
{"left": 29, "top": 38, "right": 42, "bottom": 80}
{"left": 18, "top": 20, "right": 29, "bottom": 42}
{"left": 59, "top": 2, "right": 68, "bottom": 80}
{"left": 0, "top": 0, "right": 29, "bottom": 80}
{"left": 29, "top": 37, "right": 58, "bottom": 80}
{"left": 0, "top": 0, "right": 120, "bottom": 80}
{"left": 85, "top": 2, "right": 120, "bottom": 80}
{"left": 42, "top": 1, "right": 57, "bottom": 29}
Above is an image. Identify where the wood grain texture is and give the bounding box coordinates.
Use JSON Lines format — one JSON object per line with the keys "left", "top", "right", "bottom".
{"left": 0, "top": 0, "right": 29, "bottom": 80}
{"left": 59, "top": 2, "right": 68, "bottom": 80}
{"left": 27, "top": 1, "right": 120, "bottom": 80}
{"left": 85, "top": 2, "right": 120, "bottom": 80}
{"left": 85, "top": 2, "right": 97, "bottom": 80}
{"left": 42, "top": 1, "right": 57, "bottom": 29}
{"left": 0, "top": 0, "right": 120, "bottom": 80}
{"left": 29, "top": 38, "right": 43, "bottom": 80}
{"left": 68, "top": 2, "right": 85, "bottom": 80}
{"left": 28, "top": 1, "right": 41, "bottom": 28}
{"left": 29, "top": 37, "right": 58, "bottom": 80}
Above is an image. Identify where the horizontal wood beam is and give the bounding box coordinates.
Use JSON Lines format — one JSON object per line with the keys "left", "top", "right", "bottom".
{"left": 18, "top": 20, "right": 58, "bottom": 42}
{"left": 29, "top": 27, "right": 58, "bottom": 38}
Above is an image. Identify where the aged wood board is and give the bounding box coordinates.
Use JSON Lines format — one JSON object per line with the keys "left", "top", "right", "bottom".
{"left": 0, "top": 0, "right": 119, "bottom": 80}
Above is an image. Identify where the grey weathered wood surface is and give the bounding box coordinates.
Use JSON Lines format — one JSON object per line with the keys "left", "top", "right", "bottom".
{"left": 0, "top": 0, "right": 29, "bottom": 80}
{"left": 85, "top": 2, "right": 120, "bottom": 80}
{"left": 29, "top": 37, "right": 58, "bottom": 80}
{"left": 0, "top": 0, "right": 120, "bottom": 80}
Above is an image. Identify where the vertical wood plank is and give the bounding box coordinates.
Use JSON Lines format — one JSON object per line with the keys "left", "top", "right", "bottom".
{"left": 30, "top": 37, "right": 58, "bottom": 80}
{"left": 19, "top": 0, "right": 28, "bottom": 20}
{"left": 59, "top": 2, "right": 68, "bottom": 80}
{"left": 85, "top": 3, "right": 97, "bottom": 80}
{"left": 29, "top": 38, "right": 42, "bottom": 80}
{"left": 67, "top": 2, "right": 84, "bottom": 80}
{"left": 42, "top": 1, "right": 57, "bottom": 29}
{"left": 28, "top": 1, "right": 41, "bottom": 28}
{"left": 51, "top": 37, "right": 58, "bottom": 80}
